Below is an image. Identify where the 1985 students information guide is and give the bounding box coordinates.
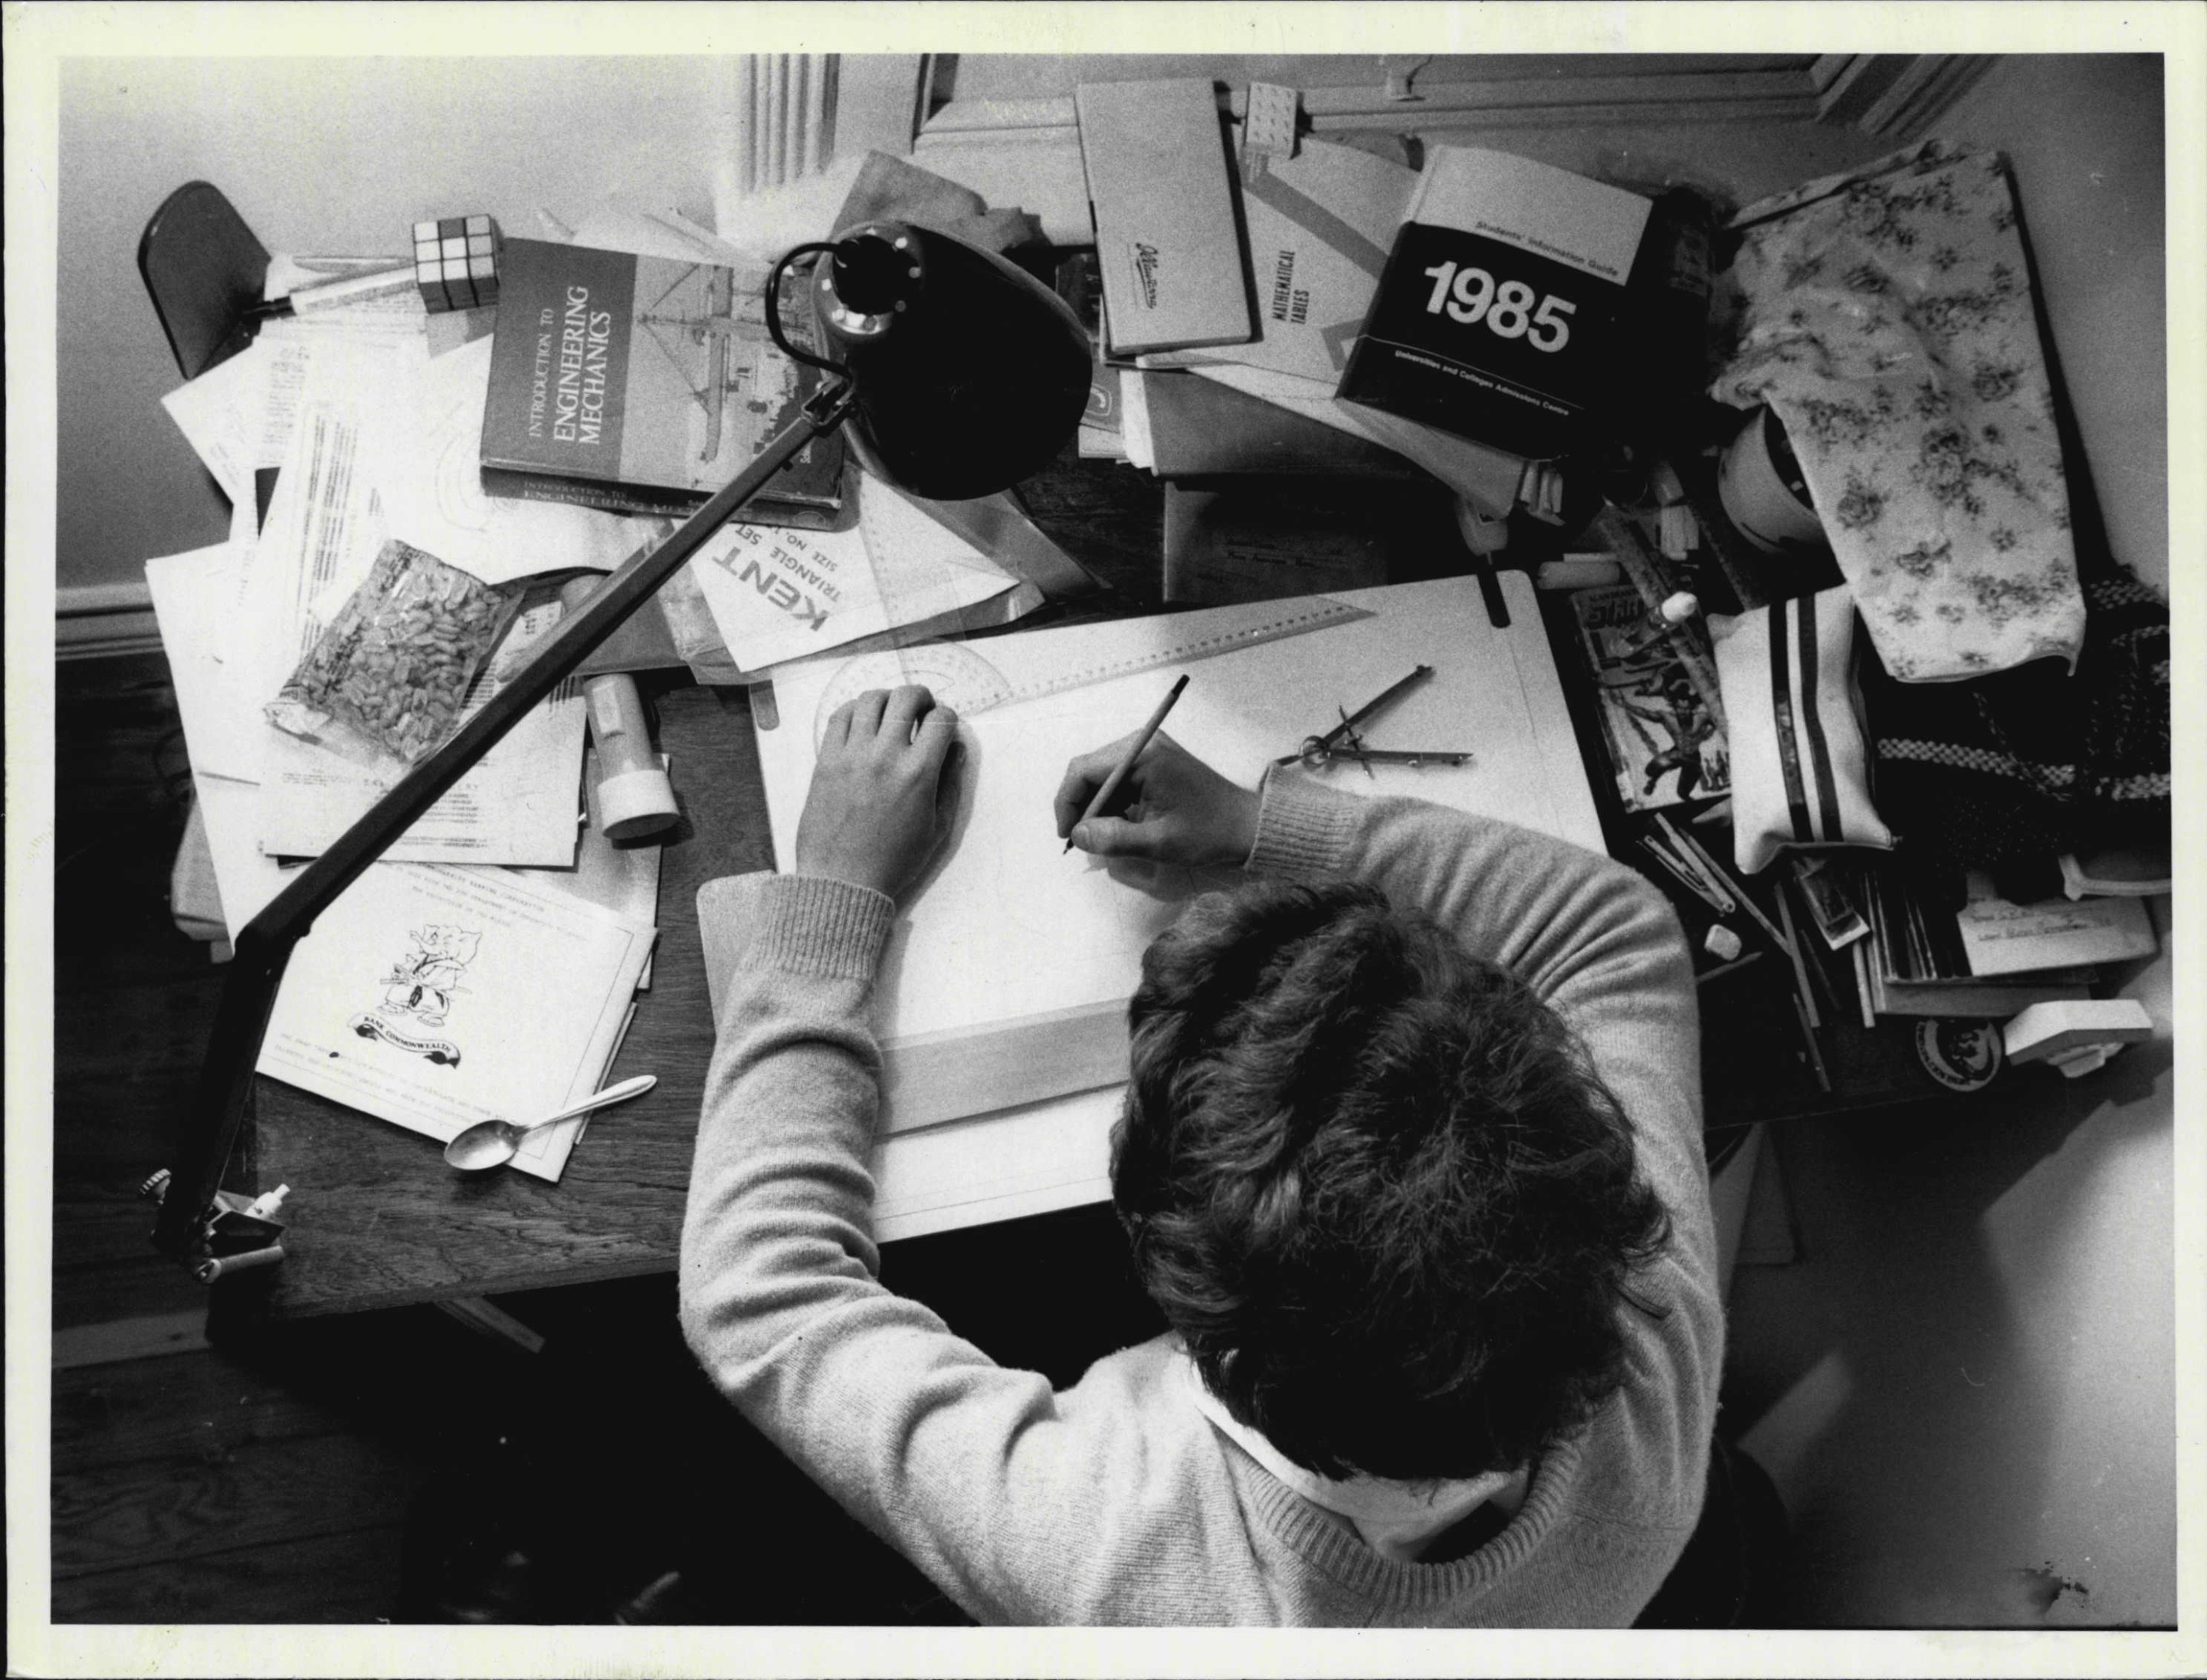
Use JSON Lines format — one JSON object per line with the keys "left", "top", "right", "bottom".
{"left": 1338, "top": 148, "right": 1654, "bottom": 460}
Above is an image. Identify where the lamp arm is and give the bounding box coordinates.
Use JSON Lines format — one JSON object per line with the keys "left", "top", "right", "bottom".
{"left": 154, "top": 376, "right": 858, "bottom": 1262}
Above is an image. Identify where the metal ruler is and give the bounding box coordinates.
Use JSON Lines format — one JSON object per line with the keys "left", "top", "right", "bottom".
{"left": 783, "top": 593, "right": 1374, "bottom": 740}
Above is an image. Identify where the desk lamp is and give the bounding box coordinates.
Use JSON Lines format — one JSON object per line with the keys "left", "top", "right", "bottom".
{"left": 152, "top": 222, "right": 1093, "bottom": 1273}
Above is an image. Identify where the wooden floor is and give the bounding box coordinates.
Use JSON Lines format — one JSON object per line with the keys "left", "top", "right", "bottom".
{"left": 49, "top": 652, "right": 428, "bottom": 1622}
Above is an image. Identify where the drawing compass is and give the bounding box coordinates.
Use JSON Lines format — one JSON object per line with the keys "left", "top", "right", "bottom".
{"left": 1275, "top": 664, "right": 1475, "bottom": 776}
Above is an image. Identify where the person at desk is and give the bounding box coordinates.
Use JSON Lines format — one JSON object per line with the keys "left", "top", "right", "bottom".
{"left": 679, "top": 684, "right": 1720, "bottom": 1626}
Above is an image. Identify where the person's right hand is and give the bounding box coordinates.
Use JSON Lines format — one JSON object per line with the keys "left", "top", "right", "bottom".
{"left": 1054, "top": 731, "right": 1259, "bottom": 868}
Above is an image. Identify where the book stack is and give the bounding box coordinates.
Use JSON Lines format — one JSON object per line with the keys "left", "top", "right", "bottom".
{"left": 1071, "top": 84, "right": 1533, "bottom": 605}
{"left": 1809, "top": 858, "right": 2157, "bottom": 1023}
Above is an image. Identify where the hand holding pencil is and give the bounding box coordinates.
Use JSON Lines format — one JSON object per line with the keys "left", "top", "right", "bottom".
{"left": 1054, "top": 681, "right": 1260, "bottom": 868}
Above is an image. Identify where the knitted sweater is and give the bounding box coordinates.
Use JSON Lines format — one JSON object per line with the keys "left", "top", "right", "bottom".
{"left": 679, "top": 775, "right": 1721, "bottom": 1626}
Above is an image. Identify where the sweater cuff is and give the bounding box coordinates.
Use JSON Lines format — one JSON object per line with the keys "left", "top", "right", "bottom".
{"left": 698, "top": 872, "right": 896, "bottom": 982}
{"left": 1245, "top": 769, "right": 1359, "bottom": 878}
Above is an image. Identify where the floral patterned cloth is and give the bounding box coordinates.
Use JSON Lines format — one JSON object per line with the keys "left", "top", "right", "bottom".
{"left": 1713, "top": 141, "right": 2086, "bottom": 682}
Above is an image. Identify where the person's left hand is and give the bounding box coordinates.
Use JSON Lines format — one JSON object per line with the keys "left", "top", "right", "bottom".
{"left": 794, "top": 685, "right": 962, "bottom": 900}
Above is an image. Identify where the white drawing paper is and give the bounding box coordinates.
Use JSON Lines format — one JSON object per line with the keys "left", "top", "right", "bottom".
{"left": 752, "top": 575, "right": 1600, "bottom": 1140}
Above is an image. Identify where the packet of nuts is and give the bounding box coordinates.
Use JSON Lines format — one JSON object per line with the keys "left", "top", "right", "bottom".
{"left": 266, "top": 540, "right": 526, "bottom": 764}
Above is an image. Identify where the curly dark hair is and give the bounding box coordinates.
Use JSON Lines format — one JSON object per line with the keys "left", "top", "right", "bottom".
{"left": 1112, "top": 879, "right": 1669, "bottom": 1482}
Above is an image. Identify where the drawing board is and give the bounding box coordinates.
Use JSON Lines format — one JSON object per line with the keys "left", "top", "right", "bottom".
{"left": 749, "top": 572, "right": 1600, "bottom": 1237}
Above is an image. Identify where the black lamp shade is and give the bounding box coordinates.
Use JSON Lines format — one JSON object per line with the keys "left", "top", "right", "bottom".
{"left": 811, "top": 221, "right": 1094, "bottom": 500}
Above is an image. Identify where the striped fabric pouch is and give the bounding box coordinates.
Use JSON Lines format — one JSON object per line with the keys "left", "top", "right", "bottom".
{"left": 1711, "top": 583, "right": 1895, "bottom": 874}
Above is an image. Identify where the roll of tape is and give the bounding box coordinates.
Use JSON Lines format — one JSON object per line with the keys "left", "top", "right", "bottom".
{"left": 1717, "top": 407, "right": 1826, "bottom": 553}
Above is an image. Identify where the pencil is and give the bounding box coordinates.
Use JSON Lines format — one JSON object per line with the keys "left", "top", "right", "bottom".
{"left": 1792, "top": 987, "right": 1833, "bottom": 1094}
{"left": 1694, "top": 950, "right": 1766, "bottom": 987}
{"left": 1772, "top": 873, "right": 1822, "bottom": 1031}
{"left": 1066, "top": 674, "right": 1189, "bottom": 853}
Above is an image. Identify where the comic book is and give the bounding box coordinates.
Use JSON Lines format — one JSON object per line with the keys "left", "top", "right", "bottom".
{"left": 1572, "top": 583, "right": 1730, "bottom": 810}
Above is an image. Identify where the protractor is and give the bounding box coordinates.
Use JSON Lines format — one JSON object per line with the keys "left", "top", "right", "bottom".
{"left": 811, "top": 641, "right": 1017, "bottom": 748}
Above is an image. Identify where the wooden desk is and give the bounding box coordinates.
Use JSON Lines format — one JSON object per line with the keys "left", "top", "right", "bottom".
{"left": 234, "top": 459, "right": 1959, "bottom": 1319}
{"left": 237, "top": 461, "right": 1169, "bottom": 1319}
{"left": 242, "top": 682, "right": 766, "bottom": 1315}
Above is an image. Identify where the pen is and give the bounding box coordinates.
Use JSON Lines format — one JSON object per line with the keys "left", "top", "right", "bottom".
{"left": 1067, "top": 674, "right": 1189, "bottom": 852}
{"left": 243, "top": 262, "right": 418, "bottom": 320}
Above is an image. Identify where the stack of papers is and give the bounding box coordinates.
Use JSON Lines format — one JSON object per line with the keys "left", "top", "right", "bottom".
{"left": 145, "top": 204, "right": 1057, "bottom": 1173}
{"left": 148, "top": 280, "right": 664, "bottom": 1180}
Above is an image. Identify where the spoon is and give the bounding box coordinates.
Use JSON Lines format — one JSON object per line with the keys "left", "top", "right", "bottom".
{"left": 443, "top": 1075, "right": 658, "bottom": 1172}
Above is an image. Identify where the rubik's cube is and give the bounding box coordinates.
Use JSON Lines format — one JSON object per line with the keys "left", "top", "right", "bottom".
{"left": 412, "top": 214, "right": 502, "bottom": 313}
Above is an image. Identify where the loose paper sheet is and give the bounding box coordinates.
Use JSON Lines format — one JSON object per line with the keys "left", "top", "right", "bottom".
{"left": 159, "top": 330, "right": 326, "bottom": 516}
{"left": 255, "top": 596, "right": 589, "bottom": 865}
{"left": 146, "top": 545, "right": 303, "bottom": 935}
{"left": 565, "top": 197, "right": 757, "bottom": 266}
{"left": 145, "top": 543, "right": 267, "bottom": 781}
{"left": 752, "top": 576, "right": 1601, "bottom": 1135}
{"left": 363, "top": 336, "right": 643, "bottom": 586}
{"left": 1957, "top": 876, "right": 2159, "bottom": 976}
{"left": 518, "top": 750, "right": 667, "bottom": 989}
{"left": 236, "top": 353, "right": 589, "bottom": 864}
{"left": 257, "top": 861, "right": 654, "bottom": 1181}
{"left": 160, "top": 348, "right": 260, "bottom": 506}
{"left": 238, "top": 333, "right": 420, "bottom": 690}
